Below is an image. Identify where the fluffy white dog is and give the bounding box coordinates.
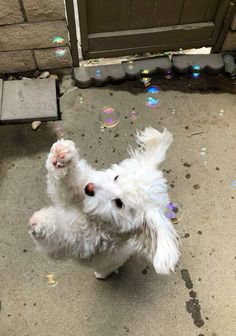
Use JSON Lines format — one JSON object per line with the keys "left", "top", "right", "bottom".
{"left": 29, "top": 127, "right": 180, "bottom": 279}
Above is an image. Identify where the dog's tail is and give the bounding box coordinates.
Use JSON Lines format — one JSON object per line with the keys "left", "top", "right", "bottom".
{"left": 136, "top": 127, "right": 173, "bottom": 167}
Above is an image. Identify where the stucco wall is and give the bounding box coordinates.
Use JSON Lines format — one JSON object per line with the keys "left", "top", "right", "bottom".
{"left": 0, "top": 0, "right": 72, "bottom": 74}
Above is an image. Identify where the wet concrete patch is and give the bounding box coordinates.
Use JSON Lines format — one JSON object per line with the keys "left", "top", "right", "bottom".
{"left": 186, "top": 290, "right": 204, "bottom": 328}
{"left": 181, "top": 269, "right": 193, "bottom": 289}
{"left": 181, "top": 270, "right": 205, "bottom": 329}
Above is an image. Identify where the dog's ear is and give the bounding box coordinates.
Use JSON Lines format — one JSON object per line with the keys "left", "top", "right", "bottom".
{"left": 144, "top": 208, "right": 180, "bottom": 274}
{"left": 134, "top": 128, "right": 173, "bottom": 167}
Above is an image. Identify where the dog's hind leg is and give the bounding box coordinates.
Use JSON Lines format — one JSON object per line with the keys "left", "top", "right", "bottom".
{"left": 93, "top": 243, "right": 134, "bottom": 279}
{"left": 28, "top": 206, "right": 77, "bottom": 258}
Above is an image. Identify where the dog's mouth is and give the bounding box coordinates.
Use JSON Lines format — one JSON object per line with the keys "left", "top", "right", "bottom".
{"left": 85, "top": 183, "right": 95, "bottom": 197}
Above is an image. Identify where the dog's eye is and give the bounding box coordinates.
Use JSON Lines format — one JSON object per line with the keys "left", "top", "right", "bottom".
{"left": 114, "top": 175, "right": 119, "bottom": 181}
{"left": 114, "top": 198, "right": 123, "bottom": 209}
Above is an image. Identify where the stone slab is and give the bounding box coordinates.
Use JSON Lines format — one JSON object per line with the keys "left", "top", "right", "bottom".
{"left": 222, "top": 30, "right": 236, "bottom": 51}
{"left": 172, "top": 54, "right": 224, "bottom": 74}
{"left": 0, "top": 21, "right": 69, "bottom": 51}
{"left": 0, "top": 0, "right": 24, "bottom": 25}
{"left": 24, "top": 0, "right": 65, "bottom": 22}
{"left": 34, "top": 47, "right": 72, "bottom": 70}
{"left": 0, "top": 50, "right": 36, "bottom": 74}
{"left": 0, "top": 79, "right": 58, "bottom": 123}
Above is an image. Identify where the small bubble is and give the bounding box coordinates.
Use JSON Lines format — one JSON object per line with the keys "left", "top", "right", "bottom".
{"left": 100, "top": 106, "right": 120, "bottom": 128}
{"left": 130, "top": 108, "right": 137, "bottom": 121}
{"left": 127, "top": 61, "right": 134, "bottom": 70}
{"left": 55, "top": 47, "right": 67, "bottom": 57}
{"left": 52, "top": 36, "right": 65, "bottom": 45}
{"left": 164, "top": 70, "right": 173, "bottom": 79}
{"left": 139, "top": 69, "right": 151, "bottom": 86}
{"left": 165, "top": 201, "right": 184, "bottom": 224}
{"left": 145, "top": 97, "right": 160, "bottom": 108}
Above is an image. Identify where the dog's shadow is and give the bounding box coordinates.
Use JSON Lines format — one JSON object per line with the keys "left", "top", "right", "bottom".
{"left": 85, "top": 257, "right": 176, "bottom": 335}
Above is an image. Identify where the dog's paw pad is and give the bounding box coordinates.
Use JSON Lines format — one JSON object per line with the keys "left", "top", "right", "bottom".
{"left": 50, "top": 140, "right": 77, "bottom": 168}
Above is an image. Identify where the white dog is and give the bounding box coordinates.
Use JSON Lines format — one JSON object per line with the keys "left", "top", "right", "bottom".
{"left": 29, "top": 127, "right": 180, "bottom": 279}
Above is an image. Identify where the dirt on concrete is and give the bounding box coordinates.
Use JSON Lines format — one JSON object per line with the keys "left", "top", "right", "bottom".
{"left": 0, "top": 76, "right": 235, "bottom": 336}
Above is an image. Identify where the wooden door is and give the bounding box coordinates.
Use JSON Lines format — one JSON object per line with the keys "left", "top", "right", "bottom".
{"left": 77, "top": 0, "right": 231, "bottom": 59}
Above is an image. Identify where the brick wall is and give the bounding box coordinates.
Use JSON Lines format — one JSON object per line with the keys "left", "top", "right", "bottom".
{"left": 222, "top": 14, "right": 236, "bottom": 51}
{"left": 0, "top": 0, "right": 72, "bottom": 74}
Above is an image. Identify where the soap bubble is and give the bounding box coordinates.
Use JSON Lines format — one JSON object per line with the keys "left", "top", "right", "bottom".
{"left": 95, "top": 69, "right": 101, "bottom": 77}
{"left": 130, "top": 108, "right": 137, "bottom": 121}
{"left": 192, "top": 72, "right": 200, "bottom": 79}
{"left": 52, "top": 36, "right": 65, "bottom": 45}
{"left": 232, "top": 180, "right": 236, "bottom": 188}
{"left": 55, "top": 47, "right": 67, "bottom": 57}
{"left": 127, "top": 61, "right": 135, "bottom": 70}
{"left": 100, "top": 107, "right": 120, "bottom": 128}
{"left": 51, "top": 121, "right": 65, "bottom": 139}
{"left": 139, "top": 69, "right": 151, "bottom": 86}
{"left": 146, "top": 97, "right": 160, "bottom": 108}
{"left": 164, "top": 70, "right": 173, "bottom": 79}
{"left": 165, "top": 201, "right": 184, "bottom": 224}
{"left": 145, "top": 85, "right": 161, "bottom": 94}
{"left": 191, "top": 64, "right": 200, "bottom": 79}
{"left": 192, "top": 64, "right": 201, "bottom": 71}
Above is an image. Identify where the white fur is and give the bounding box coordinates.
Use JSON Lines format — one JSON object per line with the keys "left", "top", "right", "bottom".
{"left": 29, "top": 128, "right": 180, "bottom": 278}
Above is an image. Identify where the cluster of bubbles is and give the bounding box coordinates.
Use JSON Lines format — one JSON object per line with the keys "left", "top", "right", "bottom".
{"left": 52, "top": 36, "right": 67, "bottom": 57}
{"left": 165, "top": 201, "right": 183, "bottom": 224}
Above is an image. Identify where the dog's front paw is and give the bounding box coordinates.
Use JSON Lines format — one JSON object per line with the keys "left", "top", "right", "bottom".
{"left": 50, "top": 139, "right": 77, "bottom": 168}
{"left": 46, "top": 139, "right": 78, "bottom": 178}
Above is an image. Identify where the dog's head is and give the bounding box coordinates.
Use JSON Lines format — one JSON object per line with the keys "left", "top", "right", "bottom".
{"left": 83, "top": 128, "right": 180, "bottom": 274}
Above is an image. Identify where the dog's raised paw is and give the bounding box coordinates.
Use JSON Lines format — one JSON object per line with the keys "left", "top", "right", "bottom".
{"left": 50, "top": 139, "right": 77, "bottom": 169}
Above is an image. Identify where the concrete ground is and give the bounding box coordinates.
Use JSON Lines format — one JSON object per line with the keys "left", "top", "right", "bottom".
{"left": 0, "top": 75, "right": 236, "bottom": 336}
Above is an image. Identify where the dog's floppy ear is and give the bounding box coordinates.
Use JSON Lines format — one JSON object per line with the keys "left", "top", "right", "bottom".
{"left": 135, "top": 128, "right": 173, "bottom": 167}
{"left": 144, "top": 208, "right": 180, "bottom": 274}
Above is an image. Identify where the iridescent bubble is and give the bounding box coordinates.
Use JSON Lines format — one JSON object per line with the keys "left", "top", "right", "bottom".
{"left": 145, "top": 85, "right": 161, "bottom": 94}
{"left": 100, "top": 107, "right": 120, "bottom": 128}
{"left": 164, "top": 70, "right": 173, "bottom": 79}
{"left": 139, "top": 69, "right": 151, "bottom": 86}
{"left": 130, "top": 108, "right": 137, "bottom": 121}
{"left": 55, "top": 47, "right": 67, "bottom": 57}
{"left": 52, "top": 36, "right": 65, "bottom": 45}
{"left": 200, "top": 147, "right": 207, "bottom": 155}
{"left": 232, "top": 180, "right": 236, "bottom": 187}
{"left": 146, "top": 97, "right": 160, "bottom": 108}
{"left": 51, "top": 122, "right": 65, "bottom": 138}
{"left": 192, "top": 72, "right": 200, "bottom": 79}
{"left": 219, "top": 109, "right": 224, "bottom": 116}
{"left": 192, "top": 64, "right": 201, "bottom": 71}
{"left": 127, "top": 61, "right": 134, "bottom": 70}
{"left": 192, "top": 65, "right": 201, "bottom": 79}
{"left": 165, "top": 201, "right": 183, "bottom": 224}
{"left": 95, "top": 69, "right": 101, "bottom": 77}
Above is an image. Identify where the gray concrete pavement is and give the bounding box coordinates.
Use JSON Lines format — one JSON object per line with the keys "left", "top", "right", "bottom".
{"left": 0, "top": 77, "right": 236, "bottom": 336}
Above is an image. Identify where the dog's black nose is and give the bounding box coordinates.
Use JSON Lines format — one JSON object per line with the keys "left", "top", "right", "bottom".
{"left": 85, "top": 183, "right": 95, "bottom": 196}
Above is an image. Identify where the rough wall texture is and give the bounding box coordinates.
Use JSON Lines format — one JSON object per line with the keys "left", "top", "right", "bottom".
{"left": 222, "top": 14, "right": 236, "bottom": 51}
{"left": 0, "top": 0, "right": 72, "bottom": 74}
